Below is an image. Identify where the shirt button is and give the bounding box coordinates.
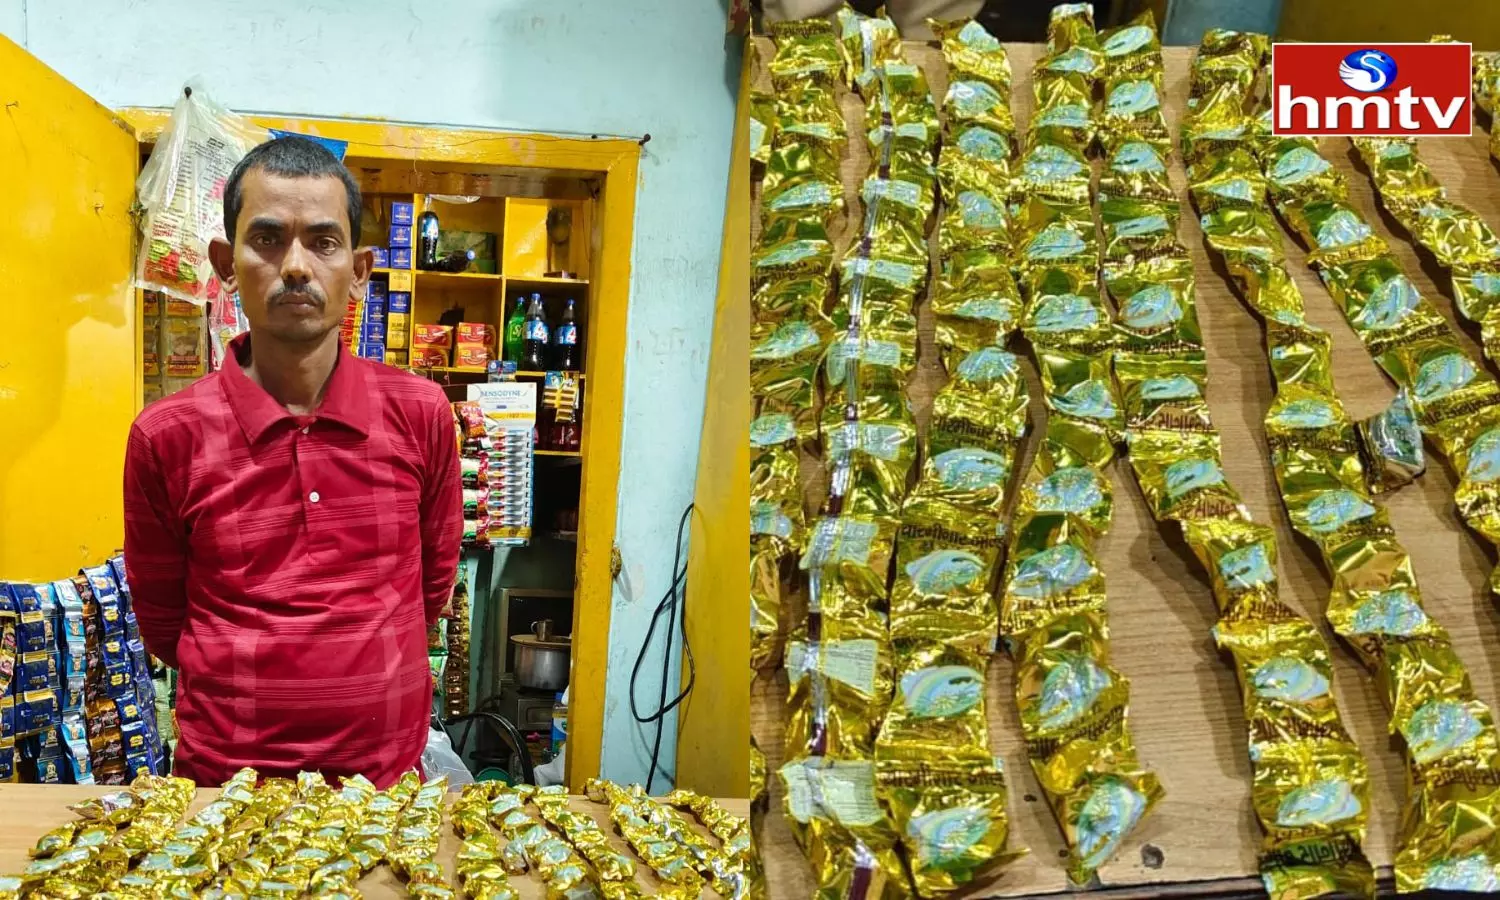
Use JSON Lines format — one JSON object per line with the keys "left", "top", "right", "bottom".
{"left": 309, "top": 491, "right": 321, "bottom": 503}
{"left": 301, "top": 426, "right": 310, "bottom": 435}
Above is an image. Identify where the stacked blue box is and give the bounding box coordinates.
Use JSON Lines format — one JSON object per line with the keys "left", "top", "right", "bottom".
{"left": 359, "top": 283, "right": 388, "bottom": 361}
{"left": 0, "top": 582, "right": 61, "bottom": 782}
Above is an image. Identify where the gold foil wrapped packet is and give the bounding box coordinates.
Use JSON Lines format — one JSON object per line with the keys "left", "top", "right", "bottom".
{"left": 834, "top": 5, "right": 901, "bottom": 92}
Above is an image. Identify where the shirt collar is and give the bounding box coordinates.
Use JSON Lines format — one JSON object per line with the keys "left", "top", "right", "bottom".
{"left": 221, "top": 332, "right": 373, "bottom": 443}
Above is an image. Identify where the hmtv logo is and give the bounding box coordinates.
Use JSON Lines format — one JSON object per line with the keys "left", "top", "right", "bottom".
{"left": 1272, "top": 43, "right": 1472, "bottom": 136}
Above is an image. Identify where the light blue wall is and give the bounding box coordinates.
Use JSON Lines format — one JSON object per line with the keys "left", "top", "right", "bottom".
{"left": 1, "top": 0, "right": 737, "bottom": 789}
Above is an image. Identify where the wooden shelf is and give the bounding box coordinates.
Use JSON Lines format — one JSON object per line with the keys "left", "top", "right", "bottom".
{"left": 403, "top": 366, "right": 585, "bottom": 379}
{"left": 534, "top": 450, "right": 582, "bottom": 458}
{"left": 515, "top": 370, "right": 585, "bottom": 379}
{"left": 417, "top": 270, "right": 503, "bottom": 290}
{"left": 370, "top": 267, "right": 412, "bottom": 277}
{"left": 508, "top": 275, "right": 589, "bottom": 290}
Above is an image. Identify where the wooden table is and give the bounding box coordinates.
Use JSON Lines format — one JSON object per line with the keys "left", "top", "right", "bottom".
{"left": 0, "top": 784, "right": 749, "bottom": 898}
{"left": 750, "top": 38, "right": 1500, "bottom": 899}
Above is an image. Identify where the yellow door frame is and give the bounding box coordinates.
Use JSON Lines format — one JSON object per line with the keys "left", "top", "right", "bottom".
{"left": 675, "top": 44, "right": 750, "bottom": 797}
{"left": 119, "top": 109, "right": 640, "bottom": 789}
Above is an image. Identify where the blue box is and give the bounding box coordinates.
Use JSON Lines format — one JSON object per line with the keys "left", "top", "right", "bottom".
{"left": 362, "top": 321, "right": 386, "bottom": 343}
{"left": 391, "top": 202, "right": 414, "bottom": 225}
{"left": 358, "top": 342, "right": 386, "bottom": 361}
{"left": 391, "top": 247, "right": 412, "bottom": 270}
{"left": 371, "top": 246, "right": 389, "bottom": 268}
{"left": 389, "top": 224, "right": 412, "bottom": 249}
{"left": 388, "top": 292, "right": 411, "bottom": 313}
{"left": 367, "top": 280, "right": 387, "bottom": 299}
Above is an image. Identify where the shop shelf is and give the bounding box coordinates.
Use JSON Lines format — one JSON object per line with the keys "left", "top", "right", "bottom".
{"left": 417, "top": 269, "right": 504, "bottom": 290}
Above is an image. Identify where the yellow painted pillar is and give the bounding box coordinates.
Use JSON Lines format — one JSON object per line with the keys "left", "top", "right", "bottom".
{"left": 674, "top": 41, "right": 751, "bottom": 798}
{"left": 0, "top": 36, "right": 139, "bottom": 578}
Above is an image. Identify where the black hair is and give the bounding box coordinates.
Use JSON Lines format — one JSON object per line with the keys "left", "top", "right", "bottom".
{"left": 222, "top": 135, "right": 362, "bottom": 244}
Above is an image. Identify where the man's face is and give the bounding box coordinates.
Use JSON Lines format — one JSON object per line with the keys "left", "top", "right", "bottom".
{"left": 209, "top": 170, "right": 370, "bottom": 346}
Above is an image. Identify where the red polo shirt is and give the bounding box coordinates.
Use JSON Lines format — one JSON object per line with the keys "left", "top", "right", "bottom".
{"left": 123, "top": 333, "right": 461, "bottom": 789}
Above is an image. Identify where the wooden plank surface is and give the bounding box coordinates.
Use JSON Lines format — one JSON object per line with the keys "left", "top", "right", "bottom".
{"left": 751, "top": 39, "right": 1500, "bottom": 898}
{"left": 0, "top": 784, "right": 748, "bottom": 898}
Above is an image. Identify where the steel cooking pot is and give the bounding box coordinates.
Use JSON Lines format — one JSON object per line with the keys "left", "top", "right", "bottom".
{"left": 512, "top": 626, "right": 571, "bottom": 691}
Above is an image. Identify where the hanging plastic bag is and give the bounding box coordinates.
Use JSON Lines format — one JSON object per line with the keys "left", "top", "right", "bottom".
{"left": 421, "top": 726, "right": 476, "bottom": 785}
{"left": 207, "top": 293, "right": 248, "bottom": 371}
{"left": 135, "top": 80, "right": 268, "bottom": 305}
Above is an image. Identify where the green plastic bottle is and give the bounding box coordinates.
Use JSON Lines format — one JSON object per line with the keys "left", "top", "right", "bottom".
{"left": 503, "top": 296, "right": 527, "bottom": 362}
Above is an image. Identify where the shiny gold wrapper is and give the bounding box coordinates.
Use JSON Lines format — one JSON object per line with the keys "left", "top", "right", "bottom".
{"left": 750, "top": 88, "right": 775, "bottom": 168}
{"left": 1102, "top": 21, "right": 1381, "bottom": 899}
{"left": 750, "top": 312, "right": 832, "bottom": 441}
{"left": 753, "top": 272, "right": 829, "bottom": 322}
{"left": 834, "top": 5, "right": 902, "bottom": 92}
{"left": 766, "top": 19, "right": 842, "bottom": 87}
{"left": 985, "top": 6, "right": 1162, "bottom": 885}
{"left": 876, "top": 759, "right": 1023, "bottom": 896}
{"left": 1250, "top": 94, "right": 1500, "bottom": 594}
{"left": 822, "top": 318, "right": 918, "bottom": 413}
{"left": 1189, "top": 30, "right": 1500, "bottom": 896}
{"left": 932, "top": 19, "right": 1014, "bottom": 141}
{"left": 1352, "top": 134, "right": 1500, "bottom": 370}
{"left": 930, "top": 252, "right": 1022, "bottom": 376}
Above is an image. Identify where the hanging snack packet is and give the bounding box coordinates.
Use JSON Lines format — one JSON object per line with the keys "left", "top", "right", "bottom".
{"left": 135, "top": 82, "right": 267, "bottom": 304}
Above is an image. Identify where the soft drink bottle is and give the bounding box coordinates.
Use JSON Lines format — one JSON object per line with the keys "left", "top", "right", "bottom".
{"left": 553, "top": 298, "right": 580, "bottom": 370}
{"left": 522, "top": 295, "right": 549, "bottom": 370}
{"left": 503, "top": 297, "right": 527, "bottom": 362}
{"left": 417, "top": 204, "right": 441, "bottom": 269}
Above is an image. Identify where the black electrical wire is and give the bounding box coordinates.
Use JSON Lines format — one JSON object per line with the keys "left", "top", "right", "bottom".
{"left": 629, "top": 503, "right": 696, "bottom": 793}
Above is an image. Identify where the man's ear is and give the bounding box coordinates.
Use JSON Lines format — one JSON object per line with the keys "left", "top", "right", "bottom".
{"left": 208, "top": 237, "right": 238, "bottom": 294}
{"left": 350, "top": 245, "right": 375, "bottom": 301}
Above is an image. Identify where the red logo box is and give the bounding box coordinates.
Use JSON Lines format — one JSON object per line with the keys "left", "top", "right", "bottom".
{"left": 1272, "top": 42, "right": 1472, "bottom": 136}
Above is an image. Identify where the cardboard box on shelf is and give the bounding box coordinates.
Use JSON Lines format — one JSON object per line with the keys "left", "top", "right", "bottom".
{"left": 391, "top": 248, "right": 412, "bottom": 270}
{"left": 413, "top": 324, "right": 454, "bottom": 349}
{"left": 456, "top": 323, "right": 495, "bottom": 347}
{"left": 389, "top": 224, "right": 412, "bottom": 249}
{"left": 384, "top": 350, "right": 409, "bottom": 367}
{"left": 410, "top": 347, "right": 449, "bottom": 368}
{"left": 454, "top": 345, "right": 492, "bottom": 369}
{"left": 391, "top": 202, "right": 414, "bottom": 226}
{"left": 371, "top": 247, "right": 390, "bottom": 268}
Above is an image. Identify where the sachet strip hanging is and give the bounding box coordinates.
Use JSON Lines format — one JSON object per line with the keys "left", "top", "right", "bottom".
{"left": 1196, "top": 32, "right": 1500, "bottom": 894}
{"left": 996, "top": 4, "right": 1162, "bottom": 885}
{"left": 1250, "top": 43, "right": 1500, "bottom": 594}
{"left": 1111, "top": 23, "right": 1379, "bottom": 900}
{"left": 750, "top": 19, "right": 845, "bottom": 677}
{"left": 775, "top": 9, "right": 921, "bottom": 897}
{"left": 1184, "top": 29, "right": 1463, "bottom": 900}
{"left": 865, "top": 16, "right": 1031, "bottom": 897}
{"left": 1353, "top": 51, "right": 1500, "bottom": 375}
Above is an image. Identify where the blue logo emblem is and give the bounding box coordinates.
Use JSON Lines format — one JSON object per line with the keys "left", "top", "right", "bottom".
{"left": 1338, "top": 49, "right": 1397, "bottom": 93}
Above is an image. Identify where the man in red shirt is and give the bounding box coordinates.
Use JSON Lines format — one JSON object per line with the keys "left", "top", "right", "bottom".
{"left": 123, "top": 136, "right": 462, "bottom": 788}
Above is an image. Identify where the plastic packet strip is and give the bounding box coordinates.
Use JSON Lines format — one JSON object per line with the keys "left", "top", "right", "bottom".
{"left": 114, "top": 768, "right": 263, "bottom": 894}
{"left": 930, "top": 248, "right": 1024, "bottom": 373}
{"left": 531, "top": 788, "right": 643, "bottom": 891}
{"left": 750, "top": 311, "right": 833, "bottom": 444}
{"left": 387, "top": 774, "right": 449, "bottom": 881}
{"left": 1244, "top": 72, "right": 1500, "bottom": 592}
{"left": 1106, "top": 29, "right": 1376, "bottom": 899}
{"left": 589, "top": 779, "right": 708, "bottom": 894}
{"left": 17, "top": 775, "right": 194, "bottom": 896}
{"left": 629, "top": 789, "right": 748, "bottom": 898}
{"left": 991, "top": 10, "right": 1161, "bottom": 884}
{"left": 1352, "top": 135, "right": 1500, "bottom": 363}
{"left": 779, "top": 10, "right": 940, "bottom": 899}
{"left": 931, "top": 18, "right": 1016, "bottom": 261}
{"left": 1185, "top": 33, "right": 1500, "bottom": 895}
{"left": 1475, "top": 51, "right": 1500, "bottom": 163}
{"left": 750, "top": 87, "right": 776, "bottom": 168}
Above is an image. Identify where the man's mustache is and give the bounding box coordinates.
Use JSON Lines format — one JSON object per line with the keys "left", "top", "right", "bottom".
{"left": 270, "top": 284, "right": 326, "bottom": 307}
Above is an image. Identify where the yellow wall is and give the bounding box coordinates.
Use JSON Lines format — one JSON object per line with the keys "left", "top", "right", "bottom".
{"left": 674, "top": 44, "right": 751, "bottom": 798}
{"left": 0, "top": 35, "right": 139, "bottom": 579}
{"left": 1279, "top": 0, "right": 1500, "bottom": 48}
